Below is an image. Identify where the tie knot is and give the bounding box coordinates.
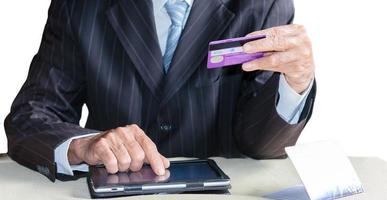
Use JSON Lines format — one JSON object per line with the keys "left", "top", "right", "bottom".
{"left": 164, "top": 0, "right": 189, "bottom": 26}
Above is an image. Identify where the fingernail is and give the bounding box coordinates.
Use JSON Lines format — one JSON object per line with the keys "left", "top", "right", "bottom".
{"left": 157, "top": 168, "right": 165, "bottom": 175}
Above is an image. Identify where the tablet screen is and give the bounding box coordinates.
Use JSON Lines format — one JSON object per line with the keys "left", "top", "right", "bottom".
{"left": 91, "top": 160, "right": 222, "bottom": 187}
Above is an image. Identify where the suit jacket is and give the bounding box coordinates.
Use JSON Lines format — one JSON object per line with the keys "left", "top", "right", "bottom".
{"left": 5, "top": 0, "right": 316, "bottom": 181}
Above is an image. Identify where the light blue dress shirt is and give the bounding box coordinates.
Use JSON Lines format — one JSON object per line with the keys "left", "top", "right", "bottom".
{"left": 54, "top": 0, "right": 313, "bottom": 176}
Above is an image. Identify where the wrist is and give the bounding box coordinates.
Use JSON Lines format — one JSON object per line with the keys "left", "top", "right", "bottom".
{"left": 285, "top": 75, "right": 313, "bottom": 94}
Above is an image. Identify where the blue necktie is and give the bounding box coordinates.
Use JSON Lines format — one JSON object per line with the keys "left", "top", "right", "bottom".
{"left": 163, "top": 0, "right": 189, "bottom": 73}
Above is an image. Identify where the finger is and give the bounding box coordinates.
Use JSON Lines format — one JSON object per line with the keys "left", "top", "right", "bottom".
{"left": 111, "top": 143, "right": 132, "bottom": 172}
{"left": 116, "top": 126, "right": 146, "bottom": 172}
{"left": 160, "top": 154, "right": 170, "bottom": 169}
{"left": 246, "top": 24, "right": 305, "bottom": 37}
{"left": 155, "top": 169, "right": 170, "bottom": 182}
{"left": 242, "top": 58, "right": 310, "bottom": 75}
{"left": 95, "top": 138, "right": 119, "bottom": 174}
{"left": 242, "top": 49, "right": 299, "bottom": 72}
{"left": 104, "top": 130, "right": 132, "bottom": 172}
{"left": 134, "top": 129, "right": 165, "bottom": 176}
{"left": 143, "top": 152, "right": 169, "bottom": 169}
{"left": 244, "top": 35, "right": 302, "bottom": 53}
{"left": 126, "top": 141, "right": 145, "bottom": 172}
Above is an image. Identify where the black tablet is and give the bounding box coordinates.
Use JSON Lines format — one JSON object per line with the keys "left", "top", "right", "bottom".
{"left": 87, "top": 159, "right": 231, "bottom": 198}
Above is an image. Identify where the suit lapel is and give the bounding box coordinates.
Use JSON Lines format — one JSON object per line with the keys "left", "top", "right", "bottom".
{"left": 161, "top": 0, "right": 235, "bottom": 106}
{"left": 106, "top": 0, "right": 164, "bottom": 100}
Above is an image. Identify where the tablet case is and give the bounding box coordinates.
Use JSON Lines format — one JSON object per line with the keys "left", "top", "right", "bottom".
{"left": 87, "top": 159, "right": 231, "bottom": 198}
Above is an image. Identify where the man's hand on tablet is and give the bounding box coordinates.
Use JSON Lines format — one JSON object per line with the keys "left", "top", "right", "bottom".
{"left": 68, "top": 124, "right": 170, "bottom": 175}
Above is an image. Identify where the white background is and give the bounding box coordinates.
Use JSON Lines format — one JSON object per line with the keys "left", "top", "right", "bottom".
{"left": 1, "top": 1, "right": 386, "bottom": 161}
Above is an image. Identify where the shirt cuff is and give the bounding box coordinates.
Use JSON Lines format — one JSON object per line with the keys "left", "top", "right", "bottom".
{"left": 54, "top": 133, "right": 100, "bottom": 176}
{"left": 276, "top": 74, "right": 314, "bottom": 124}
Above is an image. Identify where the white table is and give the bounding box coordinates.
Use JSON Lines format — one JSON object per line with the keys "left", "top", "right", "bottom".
{"left": 0, "top": 155, "right": 386, "bottom": 199}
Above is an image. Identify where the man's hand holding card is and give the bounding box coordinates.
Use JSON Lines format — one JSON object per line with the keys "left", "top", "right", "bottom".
{"left": 208, "top": 24, "right": 315, "bottom": 94}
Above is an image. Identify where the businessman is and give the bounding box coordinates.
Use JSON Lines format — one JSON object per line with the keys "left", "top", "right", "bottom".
{"left": 5, "top": 0, "right": 316, "bottom": 181}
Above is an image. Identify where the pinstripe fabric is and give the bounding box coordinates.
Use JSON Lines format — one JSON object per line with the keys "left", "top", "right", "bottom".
{"left": 4, "top": 0, "right": 316, "bottom": 181}
{"left": 163, "top": 0, "right": 189, "bottom": 72}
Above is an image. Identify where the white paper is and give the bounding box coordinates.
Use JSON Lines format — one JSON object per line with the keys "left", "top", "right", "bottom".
{"left": 263, "top": 185, "right": 310, "bottom": 200}
{"left": 285, "top": 141, "right": 364, "bottom": 200}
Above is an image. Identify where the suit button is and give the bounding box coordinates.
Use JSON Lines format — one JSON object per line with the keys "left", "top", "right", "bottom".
{"left": 160, "top": 124, "right": 172, "bottom": 132}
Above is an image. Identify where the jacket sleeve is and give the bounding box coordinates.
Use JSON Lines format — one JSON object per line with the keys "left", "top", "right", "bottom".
{"left": 4, "top": 0, "right": 98, "bottom": 182}
{"left": 233, "top": 0, "right": 317, "bottom": 159}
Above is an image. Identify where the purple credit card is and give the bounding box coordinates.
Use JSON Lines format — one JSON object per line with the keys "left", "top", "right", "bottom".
{"left": 207, "top": 34, "right": 266, "bottom": 69}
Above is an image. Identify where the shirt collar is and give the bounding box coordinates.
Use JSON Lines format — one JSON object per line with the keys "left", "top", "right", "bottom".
{"left": 154, "top": 0, "right": 193, "bottom": 11}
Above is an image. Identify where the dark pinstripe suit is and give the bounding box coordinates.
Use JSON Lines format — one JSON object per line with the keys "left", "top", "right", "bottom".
{"left": 5, "top": 0, "right": 316, "bottom": 181}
